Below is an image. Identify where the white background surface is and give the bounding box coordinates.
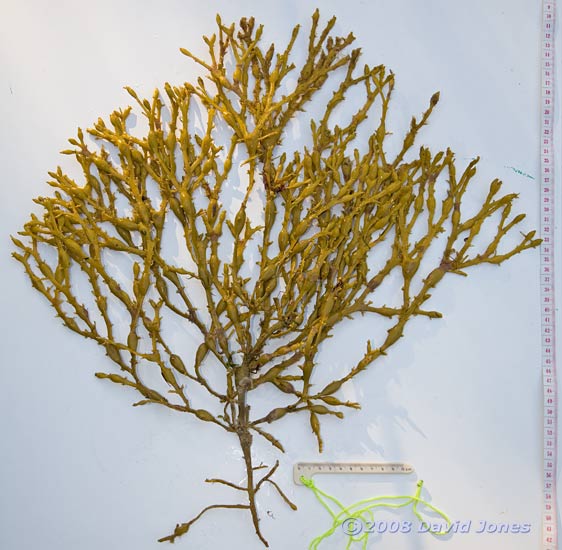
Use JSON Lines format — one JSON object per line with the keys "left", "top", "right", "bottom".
{"left": 0, "top": 1, "right": 559, "bottom": 549}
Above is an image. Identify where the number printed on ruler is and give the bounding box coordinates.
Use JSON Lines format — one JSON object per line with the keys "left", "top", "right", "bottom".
{"left": 541, "top": 2, "right": 556, "bottom": 550}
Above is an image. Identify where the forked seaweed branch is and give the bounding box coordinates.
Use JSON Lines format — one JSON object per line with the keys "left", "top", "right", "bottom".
{"left": 12, "top": 10, "right": 539, "bottom": 547}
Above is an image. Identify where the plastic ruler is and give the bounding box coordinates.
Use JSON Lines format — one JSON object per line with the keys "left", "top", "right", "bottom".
{"left": 541, "top": 1, "right": 557, "bottom": 549}
{"left": 293, "top": 462, "right": 414, "bottom": 485}
{"left": 296, "top": 6, "right": 558, "bottom": 543}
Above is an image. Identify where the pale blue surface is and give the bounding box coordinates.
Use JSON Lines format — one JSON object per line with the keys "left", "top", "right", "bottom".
{"left": 0, "top": 1, "right": 556, "bottom": 549}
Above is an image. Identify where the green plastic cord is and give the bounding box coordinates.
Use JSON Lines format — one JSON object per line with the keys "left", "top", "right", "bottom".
{"left": 300, "top": 476, "right": 451, "bottom": 549}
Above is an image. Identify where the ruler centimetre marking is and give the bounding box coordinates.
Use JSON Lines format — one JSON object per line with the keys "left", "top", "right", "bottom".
{"left": 293, "top": 462, "right": 414, "bottom": 485}
{"left": 295, "top": 6, "right": 557, "bottom": 540}
{"left": 541, "top": 2, "right": 557, "bottom": 549}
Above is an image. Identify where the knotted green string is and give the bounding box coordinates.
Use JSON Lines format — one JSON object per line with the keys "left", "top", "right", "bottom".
{"left": 300, "top": 476, "right": 451, "bottom": 549}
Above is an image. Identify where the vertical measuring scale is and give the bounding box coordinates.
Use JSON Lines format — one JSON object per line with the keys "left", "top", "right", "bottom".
{"left": 541, "top": 2, "right": 557, "bottom": 549}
